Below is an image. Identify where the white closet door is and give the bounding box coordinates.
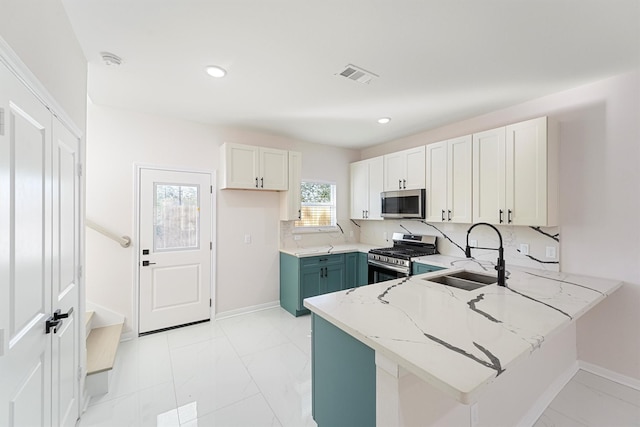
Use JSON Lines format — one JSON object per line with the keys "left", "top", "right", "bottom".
{"left": 0, "top": 63, "right": 53, "bottom": 427}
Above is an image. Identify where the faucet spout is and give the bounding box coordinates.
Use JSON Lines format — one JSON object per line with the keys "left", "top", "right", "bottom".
{"left": 465, "top": 222, "right": 506, "bottom": 287}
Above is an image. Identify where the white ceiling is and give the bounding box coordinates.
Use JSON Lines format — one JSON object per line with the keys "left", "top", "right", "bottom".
{"left": 62, "top": 0, "right": 640, "bottom": 149}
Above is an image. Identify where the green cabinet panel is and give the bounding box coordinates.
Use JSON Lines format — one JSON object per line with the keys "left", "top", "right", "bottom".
{"left": 324, "top": 263, "right": 345, "bottom": 293}
{"left": 312, "top": 314, "right": 376, "bottom": 427}
{"left": 345, "top": 252, "right": 357, "bottom": 289}
{"left": 358, "top": 252, "right": 369, "bottom": 286}
{"left": 412, "top": 262, "right": 445, "bottom": 275}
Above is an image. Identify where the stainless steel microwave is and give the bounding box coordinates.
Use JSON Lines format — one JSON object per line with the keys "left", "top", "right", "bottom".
{"left": 380, "top": 189, "right": 426, "bottom": 219}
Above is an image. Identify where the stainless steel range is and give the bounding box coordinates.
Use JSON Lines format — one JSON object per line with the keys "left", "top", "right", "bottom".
{"left": 368, "top": 233, "right": 437, "bottom": 283}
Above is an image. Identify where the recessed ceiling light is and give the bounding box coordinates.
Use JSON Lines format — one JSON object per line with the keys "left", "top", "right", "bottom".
{"left": 377, "top": 117, "right": 391, "bottom": 124}
{"left": 205, "top": 65, "right": 227, "bottom": 78}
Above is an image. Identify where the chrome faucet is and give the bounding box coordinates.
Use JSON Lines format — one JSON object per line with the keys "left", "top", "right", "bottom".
{"left": 465, "top": 222, "right": 506, "bottom": 287}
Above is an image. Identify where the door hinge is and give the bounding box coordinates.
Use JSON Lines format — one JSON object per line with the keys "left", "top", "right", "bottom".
{"left": 77, "top": 163, "right": 83, "bottom": 177}
{"left": 209, "top": 298, "right": 212, "bottom": 307}
{"left": 78, "top": 265, "right": 83, "bottom": 279}
{"left": 78, "top": 366, "right": 83, "bottom": 382}
{"left": 210, "top": 185, "right": 213, "bottom": 193}
{"left": 210, "top": 242, "right": 212, "bottom": 250}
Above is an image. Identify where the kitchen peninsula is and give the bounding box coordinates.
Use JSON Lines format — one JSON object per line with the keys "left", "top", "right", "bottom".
{"left": 304, "top": 256, "right": 622, "bottom": 426}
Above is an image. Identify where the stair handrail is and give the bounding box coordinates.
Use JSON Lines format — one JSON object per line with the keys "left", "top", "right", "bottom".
{"left": 86, "top": 219, "right": 132, "bottom": 248}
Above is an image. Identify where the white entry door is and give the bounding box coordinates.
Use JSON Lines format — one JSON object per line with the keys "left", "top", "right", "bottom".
{"left": 0, "top": 61, "right": 80, "bottom": 426}
{"left": 138, "top": 169, "right": 212, "bottom": 334}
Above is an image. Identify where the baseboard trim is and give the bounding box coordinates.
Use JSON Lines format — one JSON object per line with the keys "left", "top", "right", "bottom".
{"left": 215, "top": 301, "right": 280, "bottom": 320}
{"left": 578, "top": 360, "right": 640, "bottom": 391}
{"left": 517, "top": 361, "right": 579, "bottom": 427}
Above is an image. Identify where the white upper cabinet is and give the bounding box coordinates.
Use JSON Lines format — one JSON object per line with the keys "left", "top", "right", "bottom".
{"left": 350, "top": 156, "right": 383, "bottom": 220}
{"left": 383, "top": 146, "right": 426, "bottom": 191}
{"left": 506, "top": 117, "right": 558, "bottom": 226}
{"left": 221, "top": 142, "right": 288, "bottom": 190}
{"left": 280, "top": 151, "right": 302, "bottom": 220}
{"left": 426, "top": 135, "right": 472, "bottom": 223}
{"left": 472, "top": 127, "right": 506, "bottom": 224}
{"left": 473, "top": 117, "right": 557, "bottom": 226}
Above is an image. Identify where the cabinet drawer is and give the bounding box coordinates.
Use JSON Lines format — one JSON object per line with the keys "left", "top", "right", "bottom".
{"left": 300, "top": 254, "right": 345, "bottom": 268}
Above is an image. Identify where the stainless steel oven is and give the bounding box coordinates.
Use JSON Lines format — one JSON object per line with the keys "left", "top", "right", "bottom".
{"left": 367, "top": 233, "right": 437, "bottom": 284}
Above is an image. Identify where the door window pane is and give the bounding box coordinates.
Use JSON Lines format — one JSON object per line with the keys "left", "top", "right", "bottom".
{"left": 154, "top": 184, "right": 199, "bottom": 251}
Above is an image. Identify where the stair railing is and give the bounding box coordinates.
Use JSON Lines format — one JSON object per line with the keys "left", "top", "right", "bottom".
{"left": 86, "top": 219, "right": 132, "bottom": 248}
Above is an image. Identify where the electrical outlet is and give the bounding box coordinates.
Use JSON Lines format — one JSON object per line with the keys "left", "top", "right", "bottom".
{"left": 293, "top": 235, "right": 302, "bottom": 241}
{"left": 469, "top": 239, "right": 478, "bottom": 248}
{"left": 545, "top": 246, "right": 557, "bottom": 259}
{"left": 244, "top": 234, "right": 251, "bottom": 244}
{"left": 519, "top": 243, "right": 529, "bottom": 255}
{"left": 349, "top": 230, "right": 354, "bottom": 238}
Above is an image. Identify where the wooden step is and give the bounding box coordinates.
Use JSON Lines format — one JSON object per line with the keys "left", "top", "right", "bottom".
{"left": 86, "top": 323, "right": 123, "bottom": 375}
{"left": 85, "top": 311, "right": 95, "bottom": 328}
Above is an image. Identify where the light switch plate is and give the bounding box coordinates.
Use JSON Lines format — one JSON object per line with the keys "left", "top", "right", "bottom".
{"left": 469, "top": 239, "right": 478, "bottom": 248}
{"left": 293, "top": 235, "right": 302, "bottom": 241}
{"left": 519, "top": 243, "right": 529, "bottom": 255}
{"left": 244, "top": 234, "right": 251, "bottom": 244}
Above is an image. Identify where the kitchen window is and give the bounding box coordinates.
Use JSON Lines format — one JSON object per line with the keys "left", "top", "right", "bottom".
{"left": 295, "top": 181, "right": 337, "bottom": 230}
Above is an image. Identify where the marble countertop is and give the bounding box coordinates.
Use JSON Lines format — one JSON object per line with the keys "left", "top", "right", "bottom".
{"left": 303, "top": 256, "right": 622, "bottom": 404}
{"left": 279, "top": 243, "right": 377, "bottom": 257}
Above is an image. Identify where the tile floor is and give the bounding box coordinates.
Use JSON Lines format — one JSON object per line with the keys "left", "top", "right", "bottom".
{"left": 80, "top": 307, "right": 640, "bottom": 427}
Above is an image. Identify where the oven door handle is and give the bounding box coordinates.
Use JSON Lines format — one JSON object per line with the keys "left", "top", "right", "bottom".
{"left": 368, "top": 259, "right": 410, "bottom": 274}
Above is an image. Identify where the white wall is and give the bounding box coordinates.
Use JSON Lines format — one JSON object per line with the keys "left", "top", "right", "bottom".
{"left": 361, "top": 71, "right": 640, "bottom": 380}
{"left": 85, "top": 102, "right": 361, "bottom": 331}
{"left": 0, "top": 0, "right": 87, "bottom": 129}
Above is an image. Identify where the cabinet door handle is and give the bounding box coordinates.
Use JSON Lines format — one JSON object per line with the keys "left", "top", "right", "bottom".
{"left": 255, "top": 177, "right": 259, "bottom": 188}
{"left": 298, "top": 209, "right": 301, "bottom": 220}
{"left": 441, "top": 210, "right": 445, "bottom": 221}
{"left": 403, "top": 179, "right": 406, "bottom": 189}
{"left": 508, "top": 209, "right": 512, "bottom": 224}
{"left": 499, "top": 209, "right": 504, "bottom": 224}
{"left": 260, "top": 177, "right": 264, "bottom": 188}
{"left": 398, "top": 179, "right": 402, "bottom": 189}
{"left": 448, "top": 210, "right": 452, "bottom": 221}
{"left": 365, "top": 210, "right": 369, "bottom": 218}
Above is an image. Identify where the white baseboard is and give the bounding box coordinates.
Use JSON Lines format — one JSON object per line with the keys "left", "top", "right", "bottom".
{"left": 517, "top": 361, "right": 579, "bottom": 427}
{"left": 578, "top": 360, "right": 640, "bottom": 391}
{"left": 215, "top": 301, "right": 280, "bottom": 320}
{"left": 86, "top": 301, "right": 125, "bottom": 329}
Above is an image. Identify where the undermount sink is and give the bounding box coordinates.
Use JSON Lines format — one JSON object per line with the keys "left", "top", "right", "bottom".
{"left": 422, "top": 270, "right": 497, "bottom": 291}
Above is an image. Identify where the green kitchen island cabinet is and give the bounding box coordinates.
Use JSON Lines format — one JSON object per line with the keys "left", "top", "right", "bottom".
{"left": 312, "top": 314, "right": 375, "bottom": 427}
{"left": 280, "top": 252, "right": 346, "bottom": 316}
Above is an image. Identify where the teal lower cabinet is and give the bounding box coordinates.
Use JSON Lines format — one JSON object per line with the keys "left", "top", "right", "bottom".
{"left": 412, "top": 262, "right": 445, "bottom": 275}
{"left": 280, "top": 252, "right": 346, "bottom": 316}
{"left": 312, "top": 314, "right": 375, "bottom": 427}
{"left": 358, "top": 252, "right": 369, "bottom": 286}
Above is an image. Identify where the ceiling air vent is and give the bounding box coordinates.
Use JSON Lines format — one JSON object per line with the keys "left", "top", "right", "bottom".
{"left": 336, "top": 64, "right": 378, "bottom": 84}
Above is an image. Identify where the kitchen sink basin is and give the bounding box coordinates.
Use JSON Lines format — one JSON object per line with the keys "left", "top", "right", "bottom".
{"left": 422, "top": 270, "right": 497, "bottom": 291}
